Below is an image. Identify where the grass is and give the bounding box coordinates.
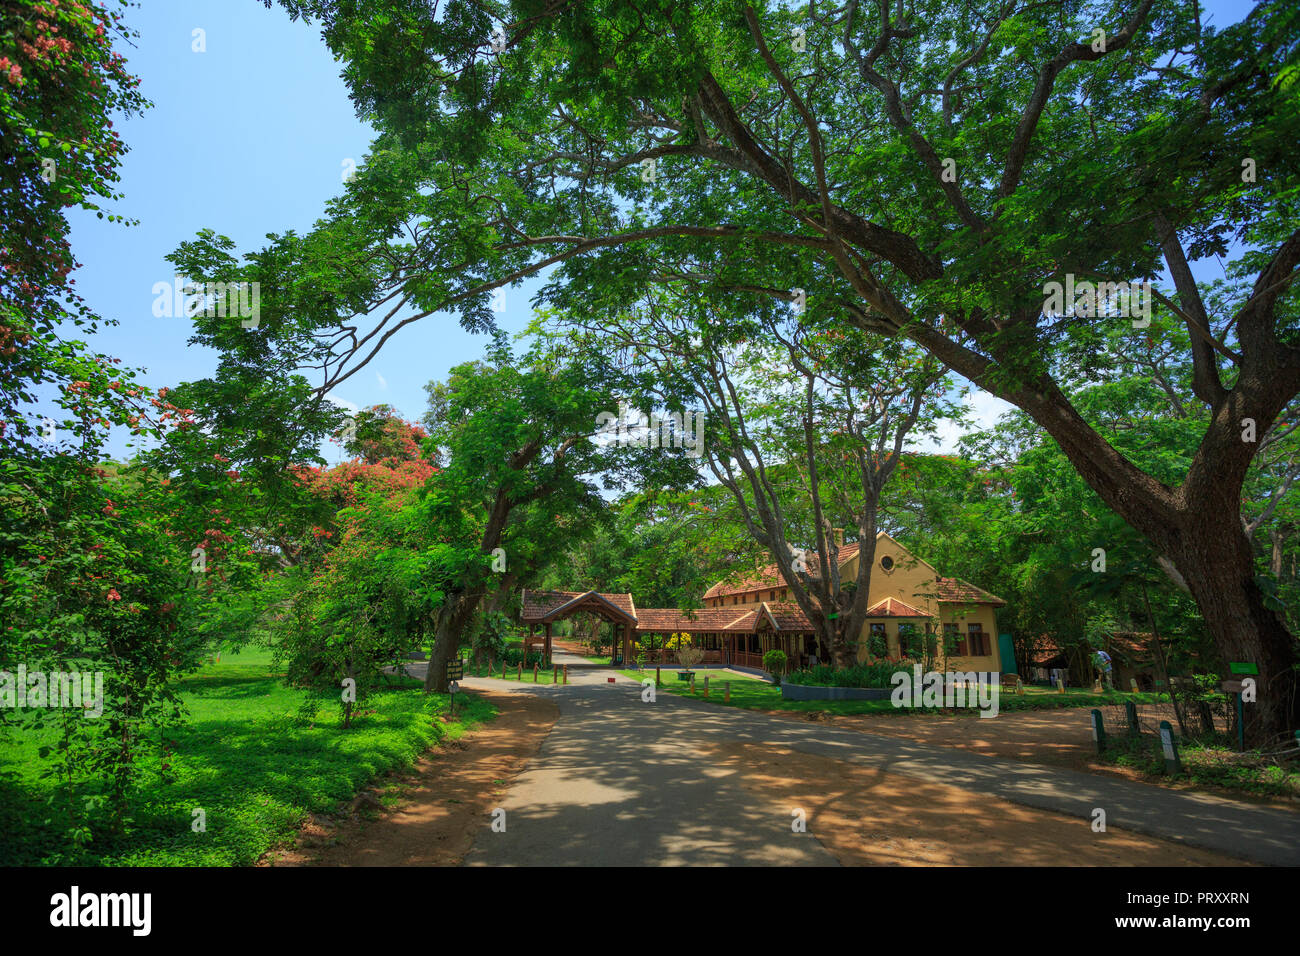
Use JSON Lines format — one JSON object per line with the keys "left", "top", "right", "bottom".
{"left": 618, "top": 667, "right": 1168, "bottom": 716}
{"left": 0, "top": 644, "right": 495, "bottom": 866}
{"left": 482, "top": 662, "right": 568, "bottom": 683}
{"left": 1100, "top": 733, "right": 1300, "bottom": 800}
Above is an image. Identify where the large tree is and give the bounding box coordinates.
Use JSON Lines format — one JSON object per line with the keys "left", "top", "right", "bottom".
{"left": 417, "top": 334, "right": 697, "bottom": 691}
{"left": 561, "top": 296, "right": 958, "bottom": 665}
{"left": 253, "top": 0, "right": 1299, "bottom": 741}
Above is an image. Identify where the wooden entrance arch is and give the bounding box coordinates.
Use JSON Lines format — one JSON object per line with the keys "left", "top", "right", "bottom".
{"left": 519, "top": 590, "right": 638, "bottom": 666}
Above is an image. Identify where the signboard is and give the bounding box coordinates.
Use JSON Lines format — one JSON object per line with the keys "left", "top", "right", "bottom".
{"left": 446, "top": 659, "right": 464, "bottom": 681}
{"left": 1160, "top": 725, "right": 1176, "bottom": 761}
{"left": 1228, "top": 661, "right": 1259, "bottom": 675}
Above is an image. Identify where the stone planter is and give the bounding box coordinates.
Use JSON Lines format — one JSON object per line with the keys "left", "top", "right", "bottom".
{"left": 780, "top": 683, "right": 892, "bottom": 701}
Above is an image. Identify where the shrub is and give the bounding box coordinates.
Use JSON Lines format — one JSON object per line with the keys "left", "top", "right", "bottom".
{"left": 762, "top": 649, "right": 788, "bottom": 684}
{"left": 501, "top": 645, "right": 545, "bottom": 668}
{"left": 784, "top": 660, "right": 907, "bottom": 688}
{"left": 676, "top": 643, "right": 704, "bottom": 671}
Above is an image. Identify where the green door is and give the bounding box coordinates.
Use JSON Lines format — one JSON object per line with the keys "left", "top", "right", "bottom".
{"left": 998, "top": 633, "right": 1016, "bottom": 674}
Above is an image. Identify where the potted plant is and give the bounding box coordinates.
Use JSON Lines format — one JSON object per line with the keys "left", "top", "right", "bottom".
{"left": 763, "top": 649, "right": 788, "bottom": 685}
{"left": 676, "top": 643, "right": 703, "bottom": 680}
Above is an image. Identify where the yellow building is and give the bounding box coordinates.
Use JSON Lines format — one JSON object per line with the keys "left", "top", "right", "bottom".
{"left": 522, "top": 531, "right": 1006, "bottom": 673}
{"left": 697, "top": 530, "right": 1006, "bottom": 672}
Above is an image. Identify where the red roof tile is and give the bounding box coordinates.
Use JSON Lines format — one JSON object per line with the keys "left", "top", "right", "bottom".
{"left": 865, "top": 597, "right": 928, "bottom": 618}
{"left": 703, "top": 542, "right": 863, "bottom": 600}
{"left": 702, "top": 540, "right": 1005, "bottom": 608}
{"left": 760, "top": 601, "right": 813, "bottom": 631}
{"left": 520, "top": 589, "right": 636, "bottom": 622}
{"left": 931, "top": 577, "right": 1006, "bottom": 607}
{"left": 723, "top": 610, "right": 759, "bottom": 631}
{"left": 634, "top": 607, "right": 756, "bottom": 633}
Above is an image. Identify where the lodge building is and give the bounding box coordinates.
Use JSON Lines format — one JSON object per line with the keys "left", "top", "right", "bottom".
{"left": 521, "top": 531, "right": 1006, "bottom": 673}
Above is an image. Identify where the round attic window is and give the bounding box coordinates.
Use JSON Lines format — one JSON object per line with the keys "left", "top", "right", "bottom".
{"left": 880, "top": 555, "right": 895, "bottom": 572}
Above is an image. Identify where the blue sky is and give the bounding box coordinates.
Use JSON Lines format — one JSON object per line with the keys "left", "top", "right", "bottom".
{"left": 67, "top": 0, "right": 539, "bottom": 463}
{"left": 67, "top": 0, "right": 1257, "bottom": 463}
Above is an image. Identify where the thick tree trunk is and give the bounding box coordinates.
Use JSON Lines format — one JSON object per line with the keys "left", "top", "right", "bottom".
{"left": 913, "top": 337, "right": 1300, "bottom": 745}
{"left": 424, "top": 587, "right": 484, "bottom": 693}
{"left": 830, "top": 639, "right": 857, "bottom": 669}
{"left": 1160, "top": 515, "right": 1299, "bottom": 747}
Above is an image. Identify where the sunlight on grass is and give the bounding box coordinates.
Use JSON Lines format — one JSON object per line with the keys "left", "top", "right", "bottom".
{"left": 0, "top": 646, "right": 495, "bottom": 866}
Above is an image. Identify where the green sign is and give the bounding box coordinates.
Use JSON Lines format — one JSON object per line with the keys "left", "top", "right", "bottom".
{"left": 1228, "top": 662, "right": 1259, "bottom": 675}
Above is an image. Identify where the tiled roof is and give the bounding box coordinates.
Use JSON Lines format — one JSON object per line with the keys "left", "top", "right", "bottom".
{"left": 760, "top": 601, "right": 813, "bottom": 631}
{"left": 1027, "top": 633, "right": 1156, "bottom": 667}
{"left": 703, "top": 541, "right": 863, "bottom": 600}
{"left": 520, "top": 589, "right": 636, "bottom": 623}
{"left": 865, "top": 597, "right": 928, "bottom": 618}
{"left": 634, "top": 607, "right": 757, "bottom": 633}
{"left": 723, "top": 610, "right": 759, "bottom": 631}
{"left": 701, "top": 540, "right": 1005, "bottom": 608}
{"left": 1106, "top": 632, "right": 1154, "bottom": 662}
{"left": 931, "top": 577, "right": 1006, "bottom": 607}
{"left": 633, "top": 602, "right": 813, "bottom": 634}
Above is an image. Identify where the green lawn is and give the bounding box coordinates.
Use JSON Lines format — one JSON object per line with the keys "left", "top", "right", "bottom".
{"left": 1100, "top": 734, "right": 1300, "bottom": 800}
{"left": 619, "top": 668, "right": 1168, "bottom": 715}
{"left": 480, "top": 661, "right": 569, "bottom": 682}
{"left": 0, "top": 645, "right": 495, "bottom": 866}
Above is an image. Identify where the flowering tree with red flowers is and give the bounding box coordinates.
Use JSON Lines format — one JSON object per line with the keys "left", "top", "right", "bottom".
{"left": 266, "top": 411, "right": 442, "bottom": 725}
{"left": 1, "top": 0, "right": 151, "bottom": 458}
{"left": 0, "top": 2, "right": 213, "bottom": 849}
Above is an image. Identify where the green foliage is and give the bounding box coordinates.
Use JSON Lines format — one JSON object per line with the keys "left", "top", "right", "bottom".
{"left": 0, "top": 454, "right": 204, "bottom": 837}
{"left": 244, "top": 0, "right": 1300, "bottom": 737}
{"left": 1101, "top": 734, "right": 1300, "bottom": 801}
{"left": 1, "top": 1, "right": 152, "bottom": 457}
{"left": 762, "top": 649, "right": 788, "bottom": 684}
{"left": 785, "top": 661, "right": 904, "bottom": 689}
{"left": 500, "top": 644, "right": 544, "bottom": 668}
{"left": 472, "top": 610, "right": 512, "bottom": 662}
{"left": 0, "top": 647, "right": 494, "bottom": 865}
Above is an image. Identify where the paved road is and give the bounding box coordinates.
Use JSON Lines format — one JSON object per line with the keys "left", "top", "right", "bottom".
{"left": 447, "top": 655, "right": 1300, "bottom": 866}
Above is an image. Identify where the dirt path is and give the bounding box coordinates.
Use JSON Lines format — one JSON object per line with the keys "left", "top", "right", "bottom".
{"left": 264, "top": 690, "right": 558, "bottom": 867}
{"left": 795, "top": 706, "right": 1123, "bottom": 771}
{"left": 702, "top": 742, "right": 1248, "bottom": 866}
{"left": 261, "top": 672, "right": 1289, "bottom": 866}
{"left": 784, "top": 706, "right": 1299, "bottom": 812}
